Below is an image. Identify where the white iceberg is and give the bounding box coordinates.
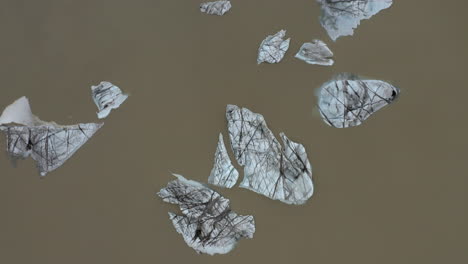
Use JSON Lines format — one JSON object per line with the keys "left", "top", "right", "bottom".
{"left": 295, "top": 39, "right": 334, "bottom": 66}
{"left": 257, "top": 30, "right": 290, "bottom": 64}
{"left": 317, "top": 73, "right": 400, "bottom": 128}
{"left": 226, "top": 105, "right": 314, "bottom": 205}
{"left": 200, "top": 1, "right": 232, "bottom": 16}
{"left": 91, "top": 81, "right": 128, "bottom": 119}
{"left": 317, "top": 0, "right": 393, "bottom": 41}
{"left": 0, "top": 97, "right": 103, "bottom": 176}
{"left": 158, "top": 174, "right": 255, "bottom": 255}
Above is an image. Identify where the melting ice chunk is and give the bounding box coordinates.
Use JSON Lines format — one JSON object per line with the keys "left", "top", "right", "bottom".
{"left": 200, "top": 1, "right": 232, "bottom": 16}
{"left": 226, "top": 105, "right": 314, "bottom": 204}
{"left": 317, "top": 73, "right": 400, "bottom": 128}
{"left": 208, "top": 133, "right": 239, "bottom": 188}
{"left": 257, "top": 30, "right": 290, "bottom": 64}
{"left": 158, "top": 174, "right": 255, "bottom": 255}
{"left": 317, "top": 0, "right": 393, "bottom": 41}
{"left": 91, "top": 81, "right": 128, "bottom": 119}
{"left": 0, "top": 97, "right": 102, "bottom": 176}
{"left": 295, "top": 39, "right": 334, "bottom": 66}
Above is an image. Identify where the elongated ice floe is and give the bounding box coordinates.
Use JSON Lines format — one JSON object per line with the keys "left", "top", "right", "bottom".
{"left": 257, "top": 30, "right": 290, "bottom": 64}
{"left": 200, "top": 1, "right": 232, "bottom": 16}
{"left": 91, "top": 81, "right": 128, "bottom": 119}
{"left": 226, "top": 105, "right": 313, "bottom": 204}
{"left": 0, "top": 97, "right": 102, "bottom": 176}
{"left": 317, "top": 73, "right": 400, "bottom": 128}
{"left": 158, "top": 174, "right": 255, "bottom": 255}
{"left": 317, "top": 0, "right": 393, "bottom": 41}
{"left": 208, "top": 133, "right": 239, "bottom": 188}
{"left": 295, "top": 39, "right": 334, "bottom": 66}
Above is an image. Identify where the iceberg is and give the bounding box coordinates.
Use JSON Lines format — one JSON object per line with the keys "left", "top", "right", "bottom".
{"left": 0, "top": 97, "right": 102, "bottom": 176}
{"left": 257, "top": 30, "right": 290, "bottom": 64}
{"left": 317, "top": 73, "right": 400, "bottom": 128}
{"left": 158, "top": 174, "right": 255, "bottom": 255}
{"left": 200, "top": 1, "right": 232, "bottom": 16}
{"left": 317, "top": 0, "right": 393, "bottom": 41}
{"left": 295, "top": 39, "right": 334, "bottom": 66}
{"left": 91, "top": 81, "right": 128, "bottom": 119}
{"left": 226, "top": 105, "right": 314, "bottom": 204}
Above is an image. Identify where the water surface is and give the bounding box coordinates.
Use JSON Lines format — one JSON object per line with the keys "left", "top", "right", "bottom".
{"left": 0, "top": 1, "right": 466, "bottom": 263}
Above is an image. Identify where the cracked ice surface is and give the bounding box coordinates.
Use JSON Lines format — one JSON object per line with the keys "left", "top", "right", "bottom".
{"left": 257, "top": 30, "right": 290, "bottom": 64}
{"left": 317, "top": 0, "right": 393, "bottom": 41}
{"left": 208, "top": 133, "right": 239, "bottom": 188}
{"left": 0, "top": 97, "right": 102, "bottom": 176}
{"left": 295, "top": 39, "right": 334, "bottom": 66}
{"left": 200, "top": 1, "right": 232, "bottom": 16}
{"left": 317, "top": 73, "right": 400, "bottom": 128}
{"left": 91, "top": 81, "right": 128, "bottom": 119}
{"left": 158, "top": 174, "right": 255, "bottom": 255}
{"left": 226, "top": 105, "right": 313, "bottom": 205}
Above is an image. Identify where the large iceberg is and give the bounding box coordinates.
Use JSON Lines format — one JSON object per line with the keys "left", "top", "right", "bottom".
{"left": 226, "top": 105, "right": 314, "bottom": 204}
{"left": 0, "top": 97, "right": 102, "bottom": 176}
{"left": 317, "top": 0, "right": 393, "bottom": 41}
{"left": 158, "top": 174, "right": 255, "bottom": 255}
{"left": 317, "top": 73, "right": 400, "bottom": 128}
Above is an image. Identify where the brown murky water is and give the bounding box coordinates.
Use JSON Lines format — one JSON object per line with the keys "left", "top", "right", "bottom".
{"left": 0, "top": 1, "right": 467, "bottom": 263}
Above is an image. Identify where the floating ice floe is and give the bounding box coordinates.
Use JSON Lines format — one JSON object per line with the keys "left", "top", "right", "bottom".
{"left": 317, "top": 73, "right": 400, "bottom": 128}
{"left": 200, "top": 1, "right": 232, "bottom": 16}
{"left": 0, "top": 97, "right": 102, "bottom": 176}
{"left": 317, "top": 0, "right": 393, "bottom": 41}
{"left": 208, "top": 133, "right": 239, "bottom": 188}
{"left": 295, "top": 39, "right": 334, "bottom": 66}
{"left": 158, "top": 174, "right": 255, "bottom": 255}
{"left": 257, "top": 30, "right": 290, "bottom": 64}
{"left": 226, "top": 105, "right": 313, "bottom": 205}
{"left": 91, "top": 81, "right": 128, "bottom": 119}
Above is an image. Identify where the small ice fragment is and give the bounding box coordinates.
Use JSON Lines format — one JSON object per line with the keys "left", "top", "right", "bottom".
{"left": 295, "top": 39, "right": 334, "bottom": 66}
{"left": 208, "top": 133, "right": 239, "bottom": 188}
{"left": 317, "top": 73, "right": 400, "bottom": 128}
{"left": 317, "top": 0, "right": 393, "bottom": 41}
{"left": 91, "top": 81, "right": 128, "bottom": 119}
{"left": 257, "top": 30, "right": 290, "bottom": 64}
{"left": 158, "top": 174, "right": 255, "bottom": 255}
{"left": 226, "top": 105, "right": 314, "bottom": 204}
{"left": 0, "top": 97, "right": 103, "bottom": 176}
{"left": 200, "top": 1, "right": 232, "bottom": 16}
